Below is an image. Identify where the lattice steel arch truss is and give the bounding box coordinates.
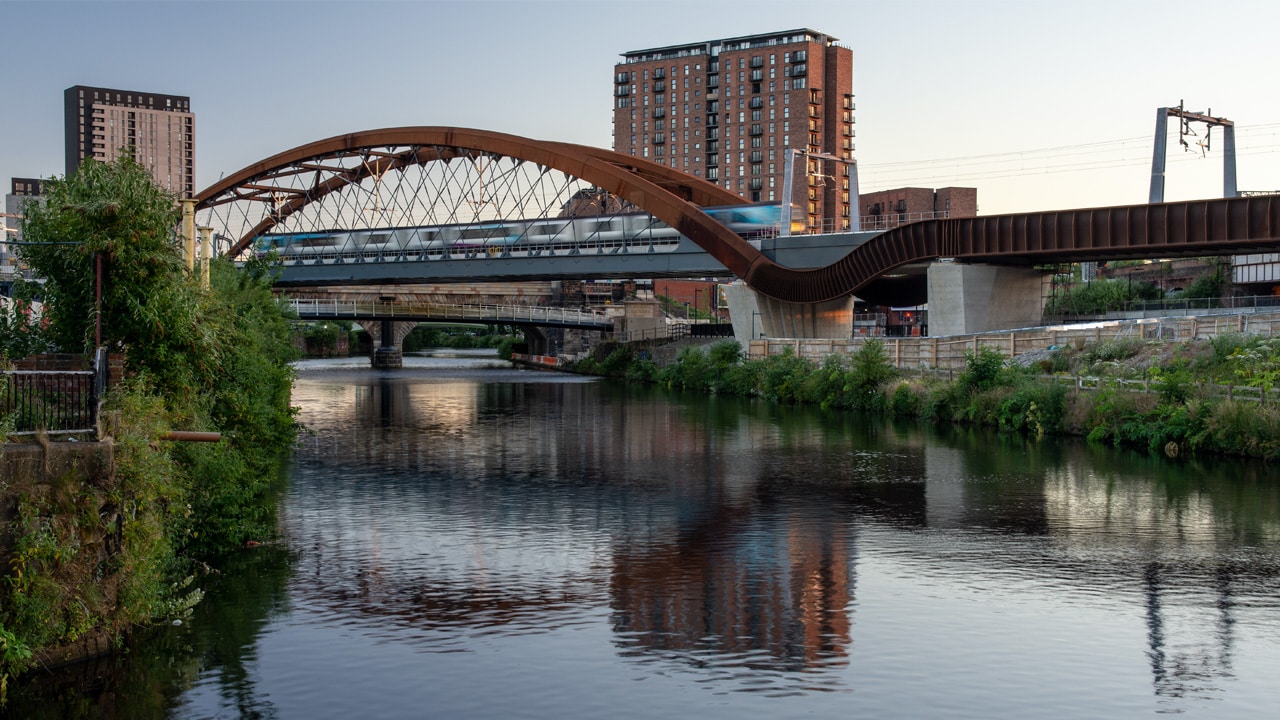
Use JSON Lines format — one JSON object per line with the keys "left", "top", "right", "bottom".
{"left": 197, "top": 127, "right": 1280, "bottom": 305}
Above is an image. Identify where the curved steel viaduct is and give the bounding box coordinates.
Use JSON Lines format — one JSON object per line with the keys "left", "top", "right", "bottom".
{"left": 197, "top": 127, "right": 1280, "bottom": 307}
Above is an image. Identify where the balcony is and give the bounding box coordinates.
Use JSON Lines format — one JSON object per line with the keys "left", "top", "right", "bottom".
{"left": 789, "top": 64, "right": 807, "bottom": 76}
{"left": 749, "top": 57, "right": 763, "bottom": 68}
{"left": 652, "top": 108, "right": 666, "bottom": 118}
{"left": 749, "top": 97, "right": 763, "bottom": 109}
{"left": 750, "top": 70, "right": 763, "bottom": 82}
{"left": 653, "top": 135, "right": 666, "bottom": 145}
{"left": 653, "top": 81, "right": 666, "bottom": 93}
{"left": 792, "top": 50, "right": 807, "bottom": 62}
{"left": 653, "top": 69, "right": 665, "bottom": 79}
{"left": 615, "top": 72, "right": 631, "bottom": 84}
{"left": 749, "top": 124, "right": 763, "bottom": 136}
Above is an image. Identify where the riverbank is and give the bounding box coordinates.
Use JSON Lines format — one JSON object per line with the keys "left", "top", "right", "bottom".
{"left": 568, "top": 330, "right": 1280, "bottom": 461}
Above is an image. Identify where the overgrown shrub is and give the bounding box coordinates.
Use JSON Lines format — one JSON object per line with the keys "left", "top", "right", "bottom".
{"left": 958, "top": 347, "right": 1009, "bottom": 394}
{"left": 1046, "top": 278, "right": 1162, "bottom": 315}
{"left": 3, "top": 157, "right": 299, "bottom": 673}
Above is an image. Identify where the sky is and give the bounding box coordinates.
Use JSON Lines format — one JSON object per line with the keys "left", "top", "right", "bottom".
{"left": 3, "top": 0, "right": 1280, "bottom": 216}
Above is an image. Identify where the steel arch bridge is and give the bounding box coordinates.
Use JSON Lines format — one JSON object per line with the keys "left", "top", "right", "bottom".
{"left": 196, "top": 127, "right": 1280, "bottom": 305}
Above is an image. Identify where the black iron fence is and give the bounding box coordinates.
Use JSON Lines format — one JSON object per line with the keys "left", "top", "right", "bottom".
{"left": 1, "top": 348, "right": 107, "bottom": 438}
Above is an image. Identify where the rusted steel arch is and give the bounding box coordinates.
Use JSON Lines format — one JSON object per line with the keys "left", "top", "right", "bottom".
{"left": 744, "top": 195, "right": 1280, "bottom": 303}
{"left": 195, "top": 127, "right": 761, "bottom": 276}
{"left": 542, "top": 141, "right": 744, "bottom": 207}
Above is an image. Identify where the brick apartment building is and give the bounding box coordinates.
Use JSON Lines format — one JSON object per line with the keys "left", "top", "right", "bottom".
{"left": 613, "top": 29, "right": 856, "bottom": 232}
{"left": 64, "top": 85, "right": 195, "bottom": 198}
{"left": 859, "top": 186, "right": 977, "bottom": 231}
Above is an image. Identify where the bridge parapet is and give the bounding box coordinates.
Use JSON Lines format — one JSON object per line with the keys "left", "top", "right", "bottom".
{"left": 289, "top": 298, "right": 613, "bottom": 331}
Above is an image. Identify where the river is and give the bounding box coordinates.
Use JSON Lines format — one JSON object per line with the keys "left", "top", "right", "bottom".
{"left": 12, "top": 351, "right": 1280, "bottom": 718}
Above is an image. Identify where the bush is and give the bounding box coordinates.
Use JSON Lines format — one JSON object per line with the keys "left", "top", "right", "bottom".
{"left": 958, "top": 347, "right": 1009, "bottom": 394}
{"left": 889, "top": 381, "right": 925, "bottom": 417}
{"left": 1046, "top": 278, "right": 1162, "bottom": 315}
{"left": 996, "top": 381, "right": 1068, "bottom": 438}
{"left": 3, "top": 157, "right": 299, "bottom": 673}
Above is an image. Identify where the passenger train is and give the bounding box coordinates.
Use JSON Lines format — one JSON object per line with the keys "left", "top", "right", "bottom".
{"left": 253, "top": 204, "right": 783, "bottom": 263}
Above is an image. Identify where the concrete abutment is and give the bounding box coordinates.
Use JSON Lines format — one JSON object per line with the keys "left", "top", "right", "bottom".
{"left": 926, "top": 263, "right": 1049, "bottom": 336}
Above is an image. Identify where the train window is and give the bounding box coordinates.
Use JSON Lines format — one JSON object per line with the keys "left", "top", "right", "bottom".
{"left": 458, "top": 227, "right": 498, "bottom": 241}
{"left": 368, "top": 234, "right": 391, "bottom": 244}
{"left": 531, "top": 223, "right": 565, "bottom": 236}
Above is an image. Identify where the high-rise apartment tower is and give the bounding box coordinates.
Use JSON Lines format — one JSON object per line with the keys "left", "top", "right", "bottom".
{"left": 613, "top": 29, "right": 854, "bottom": 232}
{"left": 64, "top": 85, "right": 196, "bottom": 198}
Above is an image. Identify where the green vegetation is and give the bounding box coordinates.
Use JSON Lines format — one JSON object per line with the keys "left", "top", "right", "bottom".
{"left": 1046, "top": 261, "right": 1228, "bottom": 316}
{"left": 655, "top": 294, "right": 717, "bottom": 321}
{"left": 401, "top": 325, "right": 519, "bottom": 353}
{"left": 1, "top": 156, "right": 298, "bottom": 681}
{"left": 1046, "top": 278, "right": 1163, "bottom": 315}
{"left": 0, "top": 284, "right": 48, "bottom": 362}
{"left": 299, "top": 320, "right": 350, "bottom": 357}
{"left": 570, "top": 335, "right": 1280, "bottom": 461}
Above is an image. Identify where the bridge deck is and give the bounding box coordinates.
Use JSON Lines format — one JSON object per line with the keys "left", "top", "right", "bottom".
{"left": 289, "top": 299, "right": 614, "bottom": 330}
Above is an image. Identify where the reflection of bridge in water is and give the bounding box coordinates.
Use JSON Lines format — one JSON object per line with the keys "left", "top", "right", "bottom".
{"left": 290, "top": 371, "right": 1279, "bottom": 695}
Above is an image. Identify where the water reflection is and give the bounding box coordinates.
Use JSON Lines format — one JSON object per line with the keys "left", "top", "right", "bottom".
{"left": 283, "top": 369, "right": 1280, "bottom": 704}
{"left": 13, "top": 360, "right": 1280, "bottom": 717}
{"left": 8, "top": 546, "right": 292, "bottom": 720}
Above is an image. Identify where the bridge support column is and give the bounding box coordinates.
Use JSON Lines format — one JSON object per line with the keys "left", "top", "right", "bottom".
{"left": 724, "top": 281, "right": 855, "bottom": 343}
{"left": 364, "top": 320, "right": 415, "bottom": 369}
{"left": 926, "top": 263, "right": 1047, "bottom": 336}
{"left": 523, "top": 327, "right": 550, "bottom": 355}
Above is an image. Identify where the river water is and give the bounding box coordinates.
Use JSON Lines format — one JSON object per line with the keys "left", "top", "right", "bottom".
{"left": 12, "top": 352, "right": 1280, "bottom": 718}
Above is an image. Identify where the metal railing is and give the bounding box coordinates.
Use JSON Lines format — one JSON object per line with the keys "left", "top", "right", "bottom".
{"left": 1120, "top": 294, "right": 1280, "bottom": 315}
{"left": 1046, "top": 294, "right": 1280, "bottom": 322}
{"left": 289, "top": 299, "right": 613, "bottom": 328}
{"left": 2, "top": 348, "right": 107, "bottom": 438}
{"left": 612, "top": 323, "right": 691, "bottom": 343}
{"left": 856, "top": 211, "right": 952, "bottom": 232}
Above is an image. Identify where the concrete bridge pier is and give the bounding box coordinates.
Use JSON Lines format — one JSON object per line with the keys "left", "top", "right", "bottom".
{"left": 724, "top": 281, "right": 855, "bottom": 344}
{"left": 523, "top": 326, "right": 551, "bottom": 355}
{"left": 926, "top": 263, "right": 1048, "bottom": 336}
{"left": 362, "top": 320, "right": 416, "bottom": 369}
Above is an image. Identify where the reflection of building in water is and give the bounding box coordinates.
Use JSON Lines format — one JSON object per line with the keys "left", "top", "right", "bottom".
{"left": 610, "top": 501, "right": 854, "bottom": 671}
{"left": 1038, "top": 461, "right": 1267, "bottom": 706}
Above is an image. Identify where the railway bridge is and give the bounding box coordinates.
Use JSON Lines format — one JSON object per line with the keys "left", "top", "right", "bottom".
{"left": 194, "top": 127, "right": 1280, "bottom": 361}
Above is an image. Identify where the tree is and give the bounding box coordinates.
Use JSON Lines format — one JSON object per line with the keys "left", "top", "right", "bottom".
{"left": 16, "top": 155, "right": 299, "bottom": 552}
{"left": 18, "top": 156, "right": 196, "bottom": 362}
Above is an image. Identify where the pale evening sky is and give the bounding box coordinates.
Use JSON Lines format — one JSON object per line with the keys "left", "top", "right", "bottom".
{"left": 3, "top": 0, "right": 1278, "bottom": 216}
